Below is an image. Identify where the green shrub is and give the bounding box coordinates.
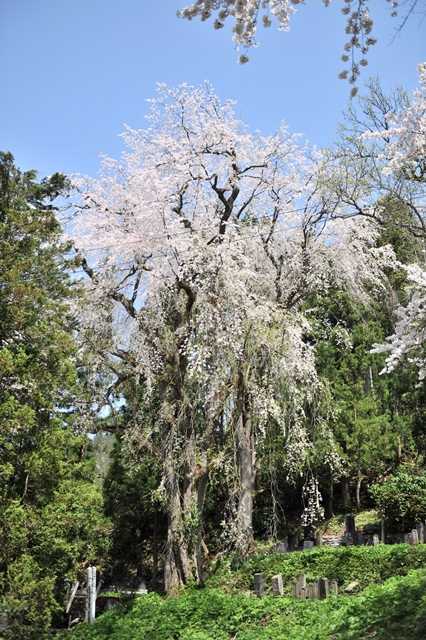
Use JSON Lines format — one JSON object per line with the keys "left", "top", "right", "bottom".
{"left": 370, "top": 468, "right": 426, "bottom": 530}
{"left": 67, "top": 569, "right": 426, "bottom": 640}
{"left": 332, "top": 569, "right": 426, "bottom": 639}
{"left": 0, "top": 555, "right": 58, "bottom": 640}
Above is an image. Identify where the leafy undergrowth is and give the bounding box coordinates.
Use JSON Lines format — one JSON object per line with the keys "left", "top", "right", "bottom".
{"left": 208, "top": 543, "right": 426, "bottom": 594}
{"left": 67, "top": 569, "right": 426, "bottom": 640}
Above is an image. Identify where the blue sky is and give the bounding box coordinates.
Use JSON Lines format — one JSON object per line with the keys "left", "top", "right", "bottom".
{"left": 1, "top": 0, "right": 424, "bottom": 178}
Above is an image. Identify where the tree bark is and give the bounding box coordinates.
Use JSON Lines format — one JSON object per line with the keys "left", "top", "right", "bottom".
{"left": 182, "top": 437, "right": 209, "bottom": 587}
{"left": 342, "top": 478, "right": 351, "bottom": 510}
{"left": 235, "top": 386, "right": 255, "bottom": 555}
{"left": 163, "top": 445, "right": 192, "bottom": 594}
{"left": 194, "top": 466, "right": 209, "bottom": 586}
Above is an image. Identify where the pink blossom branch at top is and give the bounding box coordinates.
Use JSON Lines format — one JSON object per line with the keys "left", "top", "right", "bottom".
{"left": 177, "top": 0, "right": 413, "bottom": 92}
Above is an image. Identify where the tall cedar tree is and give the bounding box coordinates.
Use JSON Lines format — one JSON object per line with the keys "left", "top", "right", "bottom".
{"left": 0, "top": 152, "right": 111, "bottom": 640}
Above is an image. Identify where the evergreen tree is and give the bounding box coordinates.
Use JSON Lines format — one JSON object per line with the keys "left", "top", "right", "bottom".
{"left": 0, "top": 152, "right": 111, "bottom": 639}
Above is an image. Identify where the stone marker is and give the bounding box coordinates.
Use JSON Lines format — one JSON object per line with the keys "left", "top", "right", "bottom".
{"left": 272, "top": 574, "right": 284, "bottom": 596}
{"left": 306, "top": 583, "right": 319, "bottom": 599}
{"left": 372, "top": 534, "right": 380, "bottom": 546}
{"left": 254, "top": 573, "right": 265, "bottom": 597}
{"left": 408, "top": 530, "right": 419, "bottom": 545}
{"left": 294, "top": 574, "right": 307, "bottom": 598}
{"left": 355, "top": 529, "right": 365, "bottom": 546}
{"left": 329, "top": 580, "right": 338, "bottom": 596}
{"left": 275, "top": 540, "right": 288, "bottom": 553}
{"left": 303, "top": 540, "right": 314, "bottom": 550}
{"left": 345, "top": 514, "right": 356, "bottom": 538}
{"left": 416, "top": 522, "right": 424, "bottom": 544}
{"left": 136, "top": 579, "right": 148, "bottom": 595}
{"left": 318, "top": 578, "right": 329, "bottom": 599}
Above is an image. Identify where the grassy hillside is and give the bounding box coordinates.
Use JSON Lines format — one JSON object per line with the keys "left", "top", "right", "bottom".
{"left": 208, "top": 543, "right": 426, "bottom": 593}
{"left": 67, "top": 546, "right": 426, "bottom": 640}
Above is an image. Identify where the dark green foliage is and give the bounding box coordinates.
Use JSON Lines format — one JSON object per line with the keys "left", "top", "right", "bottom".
{"left": 66, "top": 567, "right": 426, "bottom": 640}
{"left": 0, "top": 152, "right": 111, "bottom": 637}
{"left": 103, "top": 434, "right": 166, "bottom": 585}
{"left": 371, "top": 467, "right": 426, "bottom": 530}
{"left": 311, "top": 284, "right": 422, "bottom": 513}
{"left": 331, "top": 570, "right": 426, "bottom": 640}
{"left": 0, "top": 555, "right": 57, "bottom": 640}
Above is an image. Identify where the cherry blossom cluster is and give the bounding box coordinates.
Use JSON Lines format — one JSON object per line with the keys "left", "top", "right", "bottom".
{"left": 178, "top": 1, "right": 408, "bottom": 91}
{"left": 301, "top": 475, "right": 324, "bottom": 527}
{"left": 373, "top": 263, "right": 426, "bottom": 382}
{"left": 178, "top": 0, "right": 298, "bottom": 61}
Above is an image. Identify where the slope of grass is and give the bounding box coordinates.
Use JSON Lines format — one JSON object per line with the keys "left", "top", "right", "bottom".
{"left": 208, "top": 543, "right": 426, "bottom": 594}
{"left": 319, "top": 510, "right": 380, "bottom": 536}
{"left": 68, "top": 569, "right": 426, "bottom": 640}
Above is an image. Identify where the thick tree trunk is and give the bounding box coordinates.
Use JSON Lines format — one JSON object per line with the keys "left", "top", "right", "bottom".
{"left": 182, "top": 438, "right": 209, "bottom": 587}
{"left": 163, "top": 447, "right": 192, "bottom": 594}
{"left": 152, "top": 512, "right": 159, "bottom": 585}
{"left": 235, "top": 393, "right": 255, "bottom": 555}
{"left": 164, "top": 428, "right": 210, "bottom": 593}
{"left": 342, "top": 478, "right": 351, "bottom": 511}
{"left": 194, "top": 467, "right": 209, "bottom": 586}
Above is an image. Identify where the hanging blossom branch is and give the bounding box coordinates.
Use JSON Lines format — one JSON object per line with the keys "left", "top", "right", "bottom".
{"left": 367, "top": 63, "right": 426, "bottom": 381}
{"left": 372, "top": 264, "right": 426, "bottom": 381}
{"left": 178, "top": 0, "right": 418, "bottom": 94}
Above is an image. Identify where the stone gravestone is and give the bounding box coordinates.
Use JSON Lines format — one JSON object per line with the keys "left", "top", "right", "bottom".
{"left": 344, "top": 514, "right": 356, "bottom": 546}
{"left": 372, "top": 534, "right": 380, "bottom": 546}
{"left": 355, "top": 529, "right": 365, "bottom": 546}
{"left": 272, "top": 574, "right": 284, "bottom": 596}
{"left": 136, "top": 579, "right": 148, "bottom": 595}
{"left": 318, "top": 578, "right": 329, "bottom": 599}
{"left": 416, "top": 522, "right": 424, "bottom": 544}
{"left": 329, "top": 580, "right": 338, "bottom": 596}
{"left": 307, "top": 583, "right": 319, "bottom": 599}
{"left": 293, "top": 574, "right": 307, "bottom": 599}
{"left": 254, "top": 573, "right": 265, "bottom": 597}
{"left": 303, "top": 540, "right": 314, "bottom": 550}
{"left": 408, "top": 530, "right": 419, "bottom": 545}
{"left": 275, "top": 540, "right": 288, "bottom": 553}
